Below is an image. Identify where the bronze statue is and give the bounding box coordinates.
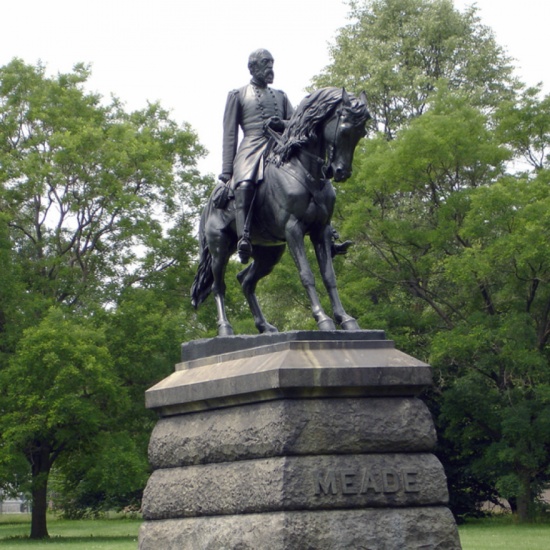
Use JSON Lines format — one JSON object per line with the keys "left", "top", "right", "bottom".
{"left": 220, "top": 49, "right": 294, "bottom": 264}
{"left": 192, "top": 86, "right": 371, "bottom": 336}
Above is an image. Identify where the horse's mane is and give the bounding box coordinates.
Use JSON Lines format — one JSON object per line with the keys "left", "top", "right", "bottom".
{"left": 270, "top": 87, "right": 369, "bottom": 165}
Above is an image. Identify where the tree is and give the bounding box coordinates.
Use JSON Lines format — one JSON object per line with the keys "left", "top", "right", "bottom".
{"left": 308, "top": 0, "right": 550, "bottom": 521}
{"left": 313, "top": 0, "right": 517, "bottom": 138}
{"left": 495, "top": 85, "right": 550, "bottom": 172}
{"left": 0, "top": 59, "right": 208, "bottom": 312}
{"left": 0, "top": 59, "right": 211, "bottom": 537}
{"left": 0, "top": 309, "right": 123, "bottom": 538}
{"left": 430, "top": 165, "right": 550, "bottom": 521}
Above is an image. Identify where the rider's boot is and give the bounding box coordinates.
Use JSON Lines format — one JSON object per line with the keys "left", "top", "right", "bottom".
{"left": 330, "top": 225, "right": 353, "bottom": 257}
{"left": 234, "top": 181, "right": 255, "bottom": 264}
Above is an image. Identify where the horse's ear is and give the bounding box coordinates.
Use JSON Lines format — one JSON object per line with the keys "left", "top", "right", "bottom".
{"left": 342, "top": 88, "right": 351, "bottom": 106}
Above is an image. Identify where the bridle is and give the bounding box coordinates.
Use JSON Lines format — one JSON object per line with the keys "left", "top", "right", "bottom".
{"left": 323, "top": 106, "right": 345, "bottom": 178}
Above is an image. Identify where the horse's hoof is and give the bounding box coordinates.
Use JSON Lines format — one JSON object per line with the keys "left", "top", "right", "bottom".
{"left": 317, "top": 318, "right": 336, "bottom": 331}
{"left": 217, "top": 322, "right": 234, "bottom": 337}
{"left": 340, "top": 315, "right": 360, "bottom": 330}
{"left": 258, "top": 323, "right": 278, "bottom": 334}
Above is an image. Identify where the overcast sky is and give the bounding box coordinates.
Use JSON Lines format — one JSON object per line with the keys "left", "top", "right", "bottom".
{"left": 2, "top": 0, "right": 549, "bottom": 176}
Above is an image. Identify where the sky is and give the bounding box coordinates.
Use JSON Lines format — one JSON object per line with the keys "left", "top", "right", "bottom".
{"left": 2, "top": 0, "right": 549, "bottom": 176}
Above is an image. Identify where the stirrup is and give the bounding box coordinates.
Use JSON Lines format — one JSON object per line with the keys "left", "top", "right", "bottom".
{"left": 237, "top": 237, "right": 252, "bottom": 264}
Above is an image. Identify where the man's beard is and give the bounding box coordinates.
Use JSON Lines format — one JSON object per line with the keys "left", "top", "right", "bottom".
{"left": 254, "top": 68, "right": 274, "bottom": 85}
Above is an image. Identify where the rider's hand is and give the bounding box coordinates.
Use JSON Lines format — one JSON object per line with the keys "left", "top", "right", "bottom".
{"left": 219, "top": 173, "right": 232, "bottom": 184}
{"left": 265, "top": 116, "right": 285, "bottom": 132}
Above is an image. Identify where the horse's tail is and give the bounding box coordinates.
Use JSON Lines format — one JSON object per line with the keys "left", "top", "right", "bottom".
{"left": 191, "top": 209, "right": 214, "bottom": 309}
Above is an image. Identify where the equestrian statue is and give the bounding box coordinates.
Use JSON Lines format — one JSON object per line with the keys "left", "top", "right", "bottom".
{"left": 191, "top": 68, "right": 371, "bottom": 336}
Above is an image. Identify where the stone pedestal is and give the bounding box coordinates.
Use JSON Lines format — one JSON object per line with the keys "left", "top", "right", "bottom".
{"left": 139, "top": 331, "right": 462, "bottom": 549}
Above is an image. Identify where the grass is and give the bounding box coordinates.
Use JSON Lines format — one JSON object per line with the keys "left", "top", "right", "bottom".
{"left": 1, "top": 513, "right": 550, "bottom": 549}
{"left": 458, "top": 515, "right": 550, "bottom": 550}
{"left": 0, "top": 514, "right": 140, "bottom": 549}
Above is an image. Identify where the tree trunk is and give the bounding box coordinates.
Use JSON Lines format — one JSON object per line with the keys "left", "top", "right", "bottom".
{"left": 516, "top": 473, "right": 533, "bottom": 523}
{"left": 29, "top": 445, "right": 52, "bottom": 539}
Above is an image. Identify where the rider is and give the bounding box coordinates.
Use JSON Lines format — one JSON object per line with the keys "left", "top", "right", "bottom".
{"left": 219, "top": 49, "right": 294, "bottom": 264}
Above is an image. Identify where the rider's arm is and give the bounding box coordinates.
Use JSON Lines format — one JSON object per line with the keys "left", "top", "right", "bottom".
{"left": 220, "top": 89, "right": 241, "bottom": 181}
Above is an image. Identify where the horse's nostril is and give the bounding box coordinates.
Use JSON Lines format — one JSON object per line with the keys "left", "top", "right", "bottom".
{"left": 334, "top": 167, "right": 351, "bottom": 182}
{"left": 334, "top": 167, "right": 344, "bottom": 179}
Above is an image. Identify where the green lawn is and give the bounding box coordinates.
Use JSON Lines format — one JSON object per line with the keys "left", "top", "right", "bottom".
{"left": 0, "top": 514, "right": 140, "bottom": 549}
{"left": 1, "top": 513, "right": 550, "bottom": 549}
{"left": 458, "top": 516, "right": 550, "bottom": 550}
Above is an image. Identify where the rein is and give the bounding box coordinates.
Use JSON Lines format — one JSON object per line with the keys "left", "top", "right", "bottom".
{"left": 264, "top": 123, "right": 323, "bottom": 166}
{"left": 326, "top": 109, "right": 343, "bottom": 170}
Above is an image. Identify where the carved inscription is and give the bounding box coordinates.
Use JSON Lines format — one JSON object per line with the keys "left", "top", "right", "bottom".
{"left": 315, "top": 468, "right": 421, "bottom": 496}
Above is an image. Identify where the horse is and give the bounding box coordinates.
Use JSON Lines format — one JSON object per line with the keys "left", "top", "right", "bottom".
{"left": 191, "top": 87, "right": 370, "bottom": 336}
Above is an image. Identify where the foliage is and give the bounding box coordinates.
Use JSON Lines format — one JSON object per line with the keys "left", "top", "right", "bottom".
{"left": 54, "top": 432, "right": 148, "bottom": 517}
{"left": 0, "top": 310, "right": 123, "bottom": 537}
{"left": 430, "top": 168, "right": 550, "bottom": 520}
{"left": 0, "top": 59, "right": 211, "bottom": 537}
{"left": 334, "top": 87, "right": 509, "bottom": 335}
{"left": 260, "top": 0, "right": 520, "bottom": 335}
{"left": 313, "top": 0, "right": 517, "bottom": 138}
{"left": 495, "top": 85, "right": 550, "bottom": 171}
{"left": 0, "top": 58, "right": 207, "bottom": 312}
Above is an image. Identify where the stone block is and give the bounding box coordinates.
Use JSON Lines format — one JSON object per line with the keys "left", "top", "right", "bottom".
{"left": 148, "top": 397, "right": 437, "bottom": 468}
{"left": 139, "top": 507, "right": 461, "bottom": 550}
{"left": 142, "top": 453, "right": 448, "bottom": 520}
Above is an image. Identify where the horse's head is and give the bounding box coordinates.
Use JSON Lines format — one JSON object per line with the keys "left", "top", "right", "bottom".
{"left": 271, "top": 87, "right": 370, "bottom": 180}
{"left": 322, "top": 89, "right": 370, "bottom": 182}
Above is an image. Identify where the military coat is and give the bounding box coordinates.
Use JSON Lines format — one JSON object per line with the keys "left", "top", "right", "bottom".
{"left": 221, "top": 83, "right": 293, "bottom": 186}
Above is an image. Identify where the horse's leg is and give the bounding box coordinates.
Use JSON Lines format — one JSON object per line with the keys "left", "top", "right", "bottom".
{"left": 237, "top": 244, "right": 285, "bottom": 334}
{"left": 285, "top": 219, "right": 336, "bottom": 330}
{"left": 209, "top": 233, "right": 235, "bottom": 336}
{"left": 311, "top": 225, "right": 360, "bottom": 330}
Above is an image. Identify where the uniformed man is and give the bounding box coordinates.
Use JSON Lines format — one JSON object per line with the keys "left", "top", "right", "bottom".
{"left": 219, "top": 49, "right": 294, "bottom": 264}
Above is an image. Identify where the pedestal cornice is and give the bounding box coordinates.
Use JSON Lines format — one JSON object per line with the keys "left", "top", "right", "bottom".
{"left": 146, "top": 331, "right": 432, "bottom": 416}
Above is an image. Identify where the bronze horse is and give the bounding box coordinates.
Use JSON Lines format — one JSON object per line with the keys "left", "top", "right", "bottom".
{"left": 191, "top": 87, "right": 370, "bottom": 336}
